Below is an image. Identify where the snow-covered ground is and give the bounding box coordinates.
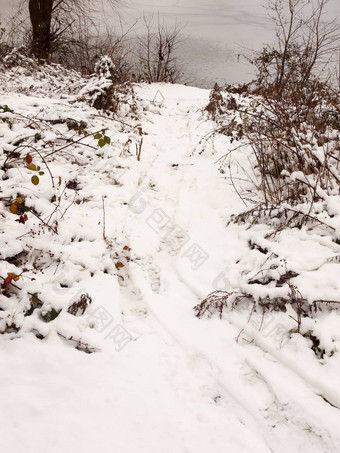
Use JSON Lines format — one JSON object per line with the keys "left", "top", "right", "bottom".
{"left": 1, "top": 63, "right": 340, "bottom": 453}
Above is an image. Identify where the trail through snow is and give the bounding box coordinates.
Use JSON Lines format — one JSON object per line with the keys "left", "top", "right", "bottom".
{"left": 117, "top": 84, "right": 340, "bottom": 453}
{"left": 1, "top": 82, "right": 340, "bottom": 453}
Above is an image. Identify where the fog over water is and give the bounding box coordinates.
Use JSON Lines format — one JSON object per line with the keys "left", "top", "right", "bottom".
{"left": 116, "top": 0, "right": 340, "bottom": 87}
{"left": 1, "top": 0, "right": 340, "bottom": 87}
{"left": 112, "top": 0, "right": 276, "bottom": 86}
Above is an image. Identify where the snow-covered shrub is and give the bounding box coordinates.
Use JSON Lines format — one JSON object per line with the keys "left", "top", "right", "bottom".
{"left": 198, "top": 67, "right": 340, "bottom": 330}
{"left": 93, "top": 81, "right": 137, "bottom": 115}
{"left": 78, "top": 74, "right": 138, "bottom": 116}
{"left": 77, "top": 56, "right": 138, "bottom": 115}
{"left": 204, "top": 83, "right": 226, "bottom": 121}
{"left": 94, "top": 55, "right": 116, "bottom": 79}
{"left": 242, "top": 80, "right": 340, "bottom": 209}
{"left": 0, "top": 49, "right": 142, "bottom": 351}
{"left": 2, "top": 47, "right": 39, "bottom": 70}
{"left": 203, "top": 77, "right": 340, "bottom": 232}
{"left": 0, "top": 56, "right": 87, "bottom": 98}
{"left": 210, "top": 0, "right": 340, "bottom": 226}
{"left": 246, "top": 0, "right": 340, "bottom": 100}
{"left": 0, "top": 81, "right": 117, "bottom": 348}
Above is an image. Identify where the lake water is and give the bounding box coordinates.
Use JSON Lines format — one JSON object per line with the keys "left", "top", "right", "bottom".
{"left": 106, "top": 0, "right": 340, "bottom": 87}
{"left": 110, "top": 0, "right": 275, "bottom": 86}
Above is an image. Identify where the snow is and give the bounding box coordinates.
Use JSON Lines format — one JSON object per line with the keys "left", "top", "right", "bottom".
{"left": 1, "top": 64, "right": 340, "bottom": 453}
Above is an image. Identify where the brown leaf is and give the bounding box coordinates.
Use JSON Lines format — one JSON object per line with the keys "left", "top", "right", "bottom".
{"left": 31, "top": 175, "right": 39, "bottom": 186}
{"left": 10, "top": 204, "right": 18, "bottom": 214}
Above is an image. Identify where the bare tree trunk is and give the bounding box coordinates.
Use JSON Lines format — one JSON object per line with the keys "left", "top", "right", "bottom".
{"left": 29, "top": 0, "right": 53, "bottom": 59}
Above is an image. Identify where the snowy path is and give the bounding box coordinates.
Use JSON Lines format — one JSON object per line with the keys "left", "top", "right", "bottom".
{"left": 1, "top": 82, "right": 340, "bottom": 453}
{"left": 120, "top": 84, "right": 340, "bottom": 453}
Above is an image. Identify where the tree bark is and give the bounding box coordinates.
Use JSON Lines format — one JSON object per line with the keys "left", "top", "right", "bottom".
{"left": 29, "top": 0, "right": 53, "bottom": 60}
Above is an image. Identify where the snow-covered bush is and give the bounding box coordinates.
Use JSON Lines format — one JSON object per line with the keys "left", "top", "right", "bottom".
{"left": 0, "top": 48, "right": 144, "bottom": 350}
{"left": 204, "top": 83, "right": 226, "bottom": 121}
{"left": 0, "top": 55, "right": 87, "bottom": 97}
{"left": 198, "top": 28, "right": 340, "bottom": 328}
{"left": 78, "top": 74, "right": 138, "bottom": 116}
{"left": 0, "top": 88, "right": 117, "bottom": 348}
{"left": 196, "top": 75, "right": 340, "bottom": 340}
{"left": 2, "top": 47, "right": 39, "bottom": 70}
{"left": 94, "top": 55, "right": 116, "bottom": 79}
{"left": 203, "top": 73, "right": 340, "bottom": 231}
{"left": 246, "top": 0, "right": 340, "bottom": 99}
{"left": 0, "top": 53, "right": 137, "bottom": 117}
{"left": 242, "top": 80, "right": 340, "bottom": 207}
